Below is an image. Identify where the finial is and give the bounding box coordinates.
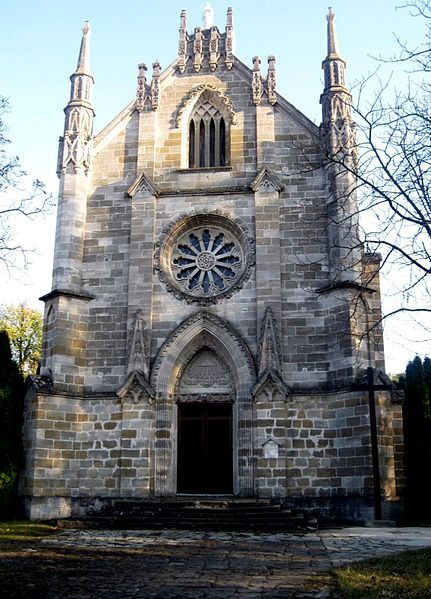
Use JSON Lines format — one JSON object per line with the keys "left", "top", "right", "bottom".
{"left": 76, "top": 20, "right": 92, "bottom": 75}
{"left": 225, "top": 7, "right": 235, "bottom": 69}
{"left": 252, "top": 57, "right": 262, "bottom": 106}
{"left": 327, "top": 7, "right": 340, "bottom": 58}
{"left": 151, "top": 61, "right": 161, "bottom": 110}
{"left": 136, "top": 63, "right": 147, "bottom": 112}
{"left": 178, "top": 10, "right": 187, "bottom": 73}
{"left": 180, "top": 9, "right": 187, "bottom": 31}
{"left": 203, "top": 3, "right": 214, "bottom": 29}
{"left": 267, "top": 55, "right": 277, "bottom": 105}
{"left": 226, "top": 6, "right": 233, "bottom": 28}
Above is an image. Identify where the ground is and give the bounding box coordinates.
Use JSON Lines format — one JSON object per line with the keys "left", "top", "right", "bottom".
{"left": 1, "top": 526, "right": 431, "bottom": 598}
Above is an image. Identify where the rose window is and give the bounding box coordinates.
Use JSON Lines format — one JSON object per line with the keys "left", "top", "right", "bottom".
{"left": 172, "top": 228, "right": 242, "bottom": 296}
{"left": 155, "top": 213, "right": 254, "bottom": 304}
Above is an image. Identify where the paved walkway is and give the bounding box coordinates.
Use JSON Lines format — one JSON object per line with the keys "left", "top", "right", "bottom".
{"left": 320, "top": 526, "right": 431, "bottom": 566}
{"left": 1, "top": 527, "right": 431, "bottom": 598}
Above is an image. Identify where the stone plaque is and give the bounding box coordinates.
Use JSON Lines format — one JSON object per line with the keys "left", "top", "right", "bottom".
{"left": 263, "top": 439, "right": 279, "bottom": 459}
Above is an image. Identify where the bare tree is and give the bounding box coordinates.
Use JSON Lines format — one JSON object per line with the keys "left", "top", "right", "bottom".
{"left": 323, "top": 1, "right": 431, "bottom": 330}
{"left": 0, "top": 96, "right": 53, "bottom": 274}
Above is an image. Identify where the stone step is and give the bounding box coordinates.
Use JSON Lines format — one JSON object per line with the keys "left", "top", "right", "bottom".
{"left": 59, "top": 498, "right": 309, "bottom": 532}
{"left": 59, "top": 516, "right": 307, "bottom": 532}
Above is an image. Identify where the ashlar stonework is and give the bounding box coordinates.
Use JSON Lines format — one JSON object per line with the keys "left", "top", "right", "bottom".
{"left": 21, "top": 7, "right": 404, "bottom": 522}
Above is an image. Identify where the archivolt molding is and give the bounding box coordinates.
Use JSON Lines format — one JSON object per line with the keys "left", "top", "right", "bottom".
{"left": 150, "top": 310, "right": 256, "bottom": 399}
{"left": 154, "top": 208, "right": 255, "bottom": 306}
{"left": 175, "top": 84, "right": 236, "bottom": 128}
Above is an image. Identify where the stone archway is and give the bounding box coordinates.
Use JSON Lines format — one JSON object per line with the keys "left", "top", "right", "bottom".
{"left": 177, "top": 348, "right": 234, "bottom": 494}
{"left": 151, "top": 311, "right": 256, "bottom": 497}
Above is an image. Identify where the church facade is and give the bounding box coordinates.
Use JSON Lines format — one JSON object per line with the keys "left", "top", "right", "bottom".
{"left": 21, "top": 7, "right": 404, "bottom": 522}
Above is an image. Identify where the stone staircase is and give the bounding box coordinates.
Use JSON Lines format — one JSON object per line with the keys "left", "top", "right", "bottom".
{"left": 59, "top": 498, "right": 311, "bottom": 532}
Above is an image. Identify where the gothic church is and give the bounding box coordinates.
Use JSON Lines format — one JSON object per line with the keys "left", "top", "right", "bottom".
{"left": 21, "top": 7, "right": 404, "bottom": 522}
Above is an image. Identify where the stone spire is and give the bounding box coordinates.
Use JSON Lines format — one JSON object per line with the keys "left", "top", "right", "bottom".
{"left": 57, "top": 21, "right": 95, "bottom": 177}
{"left": 322, "top": 7, "right": 347, "bottom": 94}
{"left": 319, "top": 8, "right": 361, "bottom": 283}
{"left": 75, "top": 21, "right": 91, "bottom": 75}
{"left": 320, "top": 8, "right": 355, "bottom": 161}
{"left": 53, "top": 21, "right": 95, "bottom": 290}
{"left": 327, "top": 6, "right": 340, "bottom": 58}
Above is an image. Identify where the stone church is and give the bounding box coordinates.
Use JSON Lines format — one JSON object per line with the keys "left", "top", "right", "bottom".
{"left": 21, "top": 6, "right": 404, "bottom": 522}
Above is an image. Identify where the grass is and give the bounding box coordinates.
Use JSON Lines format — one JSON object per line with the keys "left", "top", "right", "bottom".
{"left": 335, "top": 547, "right": 431, "bottom": 598}
{"left": 0, "top": 520, "right": 58, "bottom": 543}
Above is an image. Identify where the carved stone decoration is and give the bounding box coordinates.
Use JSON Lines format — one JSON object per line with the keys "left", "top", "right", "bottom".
{"left": 257, "top": 307, "right": 281, "bottom": 377}
{"left": 193, "top": 27, "right": 203, "bottom": 72}
{"left": 175, "top": 84, "right": 236, "bottom": 127}
{"left": 150, "top": 61, "right": 161, "bottom": 110}
{"left": 126, "top": 171, "right": 159, "bottom": 198}
{"left": 209, "top": 26, "right": 219, "bottom": 71}
{"left": 320, "top": 91, "right": 357, "bottom": 164}
{"left": 117, "top": 370, "right": 154, "bottom": 405}
{"left": 252, "top": 307, "right": 291, "bottom": 402}
{"left": 179, "top": 348, "right": 234, "bottom": 394}
{"left": 58, "top": 104, "right": 94, "bottom": 176}
{"left": 154, "top": 209, "right": 255, "bottom": 306}
{"left": 151, "top": 309, "right": 256, "bottom": 498}
{"left": 252, "top": 370, "right": 290, "bottom": 403}
{"left": 225, "top": 7, "right": 234, "bottom": 70}
{"left": 267, "top": 55, "right": 277, "bottom": 105}
{"left": 150, "top": 310, "right": 256, "bottom": 394}
{"left": 251, "top": 167, "right": 284, "bottom": 193}
{"left": 135, "top": 63, "right": 147, "bottom": 112}
{"left": 178, "top": 9, "right": 188, "bottom": 73}
{"left": 127, "top": 309, "right": 149, "bottom": 378}
{"left": 252, "top": 56, "right": 262, "bottom": 106}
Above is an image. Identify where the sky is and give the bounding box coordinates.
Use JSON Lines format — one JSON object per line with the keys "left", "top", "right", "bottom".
{"left": 0, "top": 0, "right": 429, "bottom": 373}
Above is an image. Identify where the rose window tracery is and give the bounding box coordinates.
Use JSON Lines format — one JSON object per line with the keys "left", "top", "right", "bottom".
{"left": 172, "top": 228, "right": 242, "bottom": 296}
{"left": 154, "top": 213, "right": 255, "bottom": 305}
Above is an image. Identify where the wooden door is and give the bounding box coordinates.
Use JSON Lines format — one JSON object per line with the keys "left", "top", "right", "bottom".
{"left": 177, "top": 403, "right": 233, "bottom": 494}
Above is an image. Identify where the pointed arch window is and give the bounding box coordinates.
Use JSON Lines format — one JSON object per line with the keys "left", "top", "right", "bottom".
{"left": 188, "top": 101, "right": 228, "bottom": 168}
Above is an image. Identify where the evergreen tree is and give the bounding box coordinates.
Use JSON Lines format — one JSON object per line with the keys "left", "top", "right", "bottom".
{"left": 0, "top": 330, "right": 24, "bottom": 518}
{"left": 424, "top": 357, "right": 431, "bottom": 417}
{"left": 403, "top": 355, "right": 431, "bottom": 522}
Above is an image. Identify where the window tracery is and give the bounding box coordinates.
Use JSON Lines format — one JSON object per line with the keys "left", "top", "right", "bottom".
{"left": 172, "top": 227, "right": 242, "bottom": 296}
{"left": 154, "top": 212, "right": 255, "bottom": 305}
{"left": 188, "top": 101, "right": 227, "bottom": 168}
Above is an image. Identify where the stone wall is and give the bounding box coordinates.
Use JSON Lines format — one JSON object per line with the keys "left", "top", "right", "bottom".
{"left": 21, "top": 385, "right": 403, "bottom": 521}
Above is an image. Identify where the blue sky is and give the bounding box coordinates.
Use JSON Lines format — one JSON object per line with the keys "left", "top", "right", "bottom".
{"left": 0, "top": 0, "right": 428, "bottom": 371}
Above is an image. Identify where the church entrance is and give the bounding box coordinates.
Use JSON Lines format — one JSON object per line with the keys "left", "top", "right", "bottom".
{"left": 175, "top": 347, "right": 235, "bottom": 494}
{"left": 177, "top": 402, "right": 233, "bottom": 494}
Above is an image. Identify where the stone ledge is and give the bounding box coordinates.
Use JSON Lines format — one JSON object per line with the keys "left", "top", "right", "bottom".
{"left": 39, "top": 288, "right": 96, "bottom": 302}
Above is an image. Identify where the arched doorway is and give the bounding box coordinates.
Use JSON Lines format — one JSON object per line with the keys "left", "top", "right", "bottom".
{"left": 176, "top": 348, "right": 234, "bottom": 494}
{"left": 150, "top": 311, "right": 256, "bottom": 497}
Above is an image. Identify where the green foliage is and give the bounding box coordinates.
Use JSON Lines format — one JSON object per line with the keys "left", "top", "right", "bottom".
{"left": 0, "top": 330, "right": 24, "bottom": 519}
{"left": 403, "top": 355, "right": 431, "bottom": 522}
{"left": 0, "top": 520, "right": 57, "bottom": 543}
{"left": 336, "top": 547, "right": 431, "bottom": 598}
{"left": 0, "top": 302, "right": 42, "bottom": 375}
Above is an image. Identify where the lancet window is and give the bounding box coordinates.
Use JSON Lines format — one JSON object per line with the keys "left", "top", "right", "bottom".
{"left": 188, "top": 101, "right": 227, "bottom": 168}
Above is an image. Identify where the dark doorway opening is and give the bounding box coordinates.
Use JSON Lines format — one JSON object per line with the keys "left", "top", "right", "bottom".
{"left": 177, "top": 402, "right": 233, "bottom": 494}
